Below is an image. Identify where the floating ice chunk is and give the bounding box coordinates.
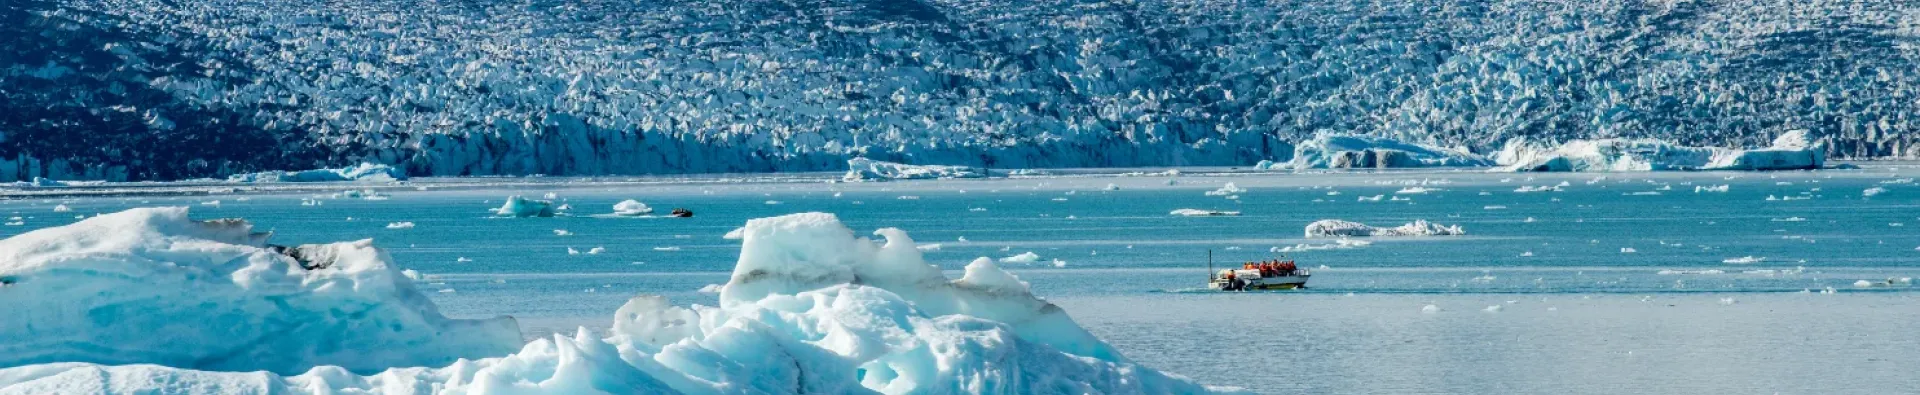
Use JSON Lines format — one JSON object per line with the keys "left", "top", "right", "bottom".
{"left": 1657, "top": 269, "right": 1724, "bottom": 275}
{"left": 1170, "top": 209, "right": 1241, "bottom": 217}
{"left": 456, "top": 257, "right": 473, "bottom": 262}
{"left": 1483, "top": 305, "right": 1503, "bottom": 313}
{"left": 1483, "top": 205, "right": 1507, "bottom": 210}
{"left": 587, "top": 247, "right": 606, "bottom": 255}
{"left": 1520, "top": 251, "right": 1534, "bottom": 257}
{"left": 0, "top": 208, "right": 519, "bottom": 374}
{"left": 384, "top": 221, "right": 415, "bottom": 229}
{"left": 999, "top": 251, "right": 1042, "bottom": 263}
{"left": 1051, "top": 259, "right": 1068, "bottom": 268}
{"left": 916, "top": 243, "right": 943, "bottom": 252}
{"left": 652, "top": 246, "right": 681, "bottom": 251}
{"left": 612, "top": 199, "right": 654, "bottom": 216}
{"left": 1863, "top": 187, "right": 1887, "bottom": 197}
{"left": 1204, "top": 183, "right": 1246, "bottom": 196}
{"left": 1620, "top": 247, "right": 1637, "bottom": 253}
{"left": 1305, "top": 219, "right": 1464, "bottom": 237}
{"left": 567, "top": 247, "right": 581, "bottom": 255}
{"left": 1771, "top": 217, "right": 1807, "bottom": 222}
{"left": 1274, "top": 239, "right": 1372, "bottom": 252}
{"left": 842, "top": 157, "right": 986, "bottom": 181}
{"left": 1104, "top": 183, "right": 1120, "bottom": 191}
{"left": 553, "top": 229, "right": 574, "bottom": 236}
{"left": 494, "top": 195, "right": 556, "bottom": 217}
{"left": 1285, "top": 133, "right": 1493, "bottom": 169}
{"left": 1498, "top": 130, "right": 1824, "bottom": 172}
{"left": 969, "top": 207, "right": 988, "bottom": 212}
{"left": 697, "top": 283, "right": 724, "bottom": 293}
{"left": 1722, "top": 256, "right": 1765, "bottom": 264}
{"left": 201, "top": 200, "right": 221, "bottom": 206}
{"left": 1421, "top": 304, "right": 1441, "bottom": 314}
{"left": 1357, "top": 195, "right": 1384, "bottom": 202}
{"left": 1395, "top": 187, "right": 1440, "bottom": 194}
{"left": 1694, "top": 184, "right": 1730, "bottom": 193}
{"left": 1854, "top": 280, "right": 1876, "bottom": 287}
{"left": 1719, "top": 297, "right": 1737, "bottom": 305}
{"left": 52, "top": 204, "right": 71, "bottom": 213}
{"left": 226, "top": 163, "right": 407, "bottom": 183}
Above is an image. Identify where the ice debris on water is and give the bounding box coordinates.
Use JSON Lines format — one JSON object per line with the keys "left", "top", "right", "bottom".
{"left": 493, "top": 195, "right": 556, "bottom": 217}
{"left": 842, "top": 157, "right": 987, "bottom": 181}
{"left": 999, "top": 251, "right": 1042, "bottom": 263}
{"left": 1204, "top": 183, "right": 1246, "bottom": 197}
{"left": 1170, "top": 209, "right": 1241, "bottom": 217}
{"left": 384, "top": 222, "right": 415, "bottom": 229}
{"left": 611, "top": 200, "right": 653, "bottom": 216}
{"left": 1305, "top": 219, "right": 1464, "bottom": 238}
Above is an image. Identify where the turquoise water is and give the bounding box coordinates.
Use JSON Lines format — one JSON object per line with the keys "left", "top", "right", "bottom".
{"left": 6, "top": 166, "right": 1919, "bottom": 393}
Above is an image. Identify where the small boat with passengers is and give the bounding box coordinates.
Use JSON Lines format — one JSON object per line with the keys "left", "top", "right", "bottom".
{"left": 1208, "top": 258, "right": 1310, "bottom": 291}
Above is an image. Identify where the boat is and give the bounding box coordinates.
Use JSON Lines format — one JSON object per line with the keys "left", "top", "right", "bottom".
{"left": 1207, "top": 255, "right": 1310, "bottom": 291}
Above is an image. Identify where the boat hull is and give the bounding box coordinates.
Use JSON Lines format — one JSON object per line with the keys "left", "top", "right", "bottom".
{"left": 1208, "top": 274, "right": 1310, "bottom": 291}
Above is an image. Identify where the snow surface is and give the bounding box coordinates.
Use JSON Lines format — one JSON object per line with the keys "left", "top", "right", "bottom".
{"left": 0, "top": 209, "right": 1224, "bottom": 394}
{"left": 1497, "top": 131, "right": 1826, "bottom": 172}
{"left": 493, "top": 195, "right": 556, "bottom": 217}
{"left": 843, "top": 158, "right": 986, "bottom": 182}
{"left": 1305, "top": 219, "right": 1466, "bottom": 238}
{"left": 226, "top": 163, "right": 407, "bottom": 183}
{"left": 1281, "top": 133, "right": 1492, "bottom": 170}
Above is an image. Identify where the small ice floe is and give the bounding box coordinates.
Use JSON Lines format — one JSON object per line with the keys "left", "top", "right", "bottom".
{"left": 1484, "top": 205, "right": 1508, "bottom": 210}
{"left": 612, "top": 200, "right": 654, "bottom": 216}
{"left": 1625, "top": 191, "right": 1661, "bottom": 196}
{"left": 957, "top": 236, "right": 969, "bottom": 242}
{"left": 969, "top": 207, "right": 987, "bottom": 212}
{"left": 653, "top": 246, "right": 682, "bottom": 251}
{"left": 1657, "top": 269, "right": 1725, "bottom": 275}
{"left": 402, "top": 269, "right": 423, "bottom": 281}
{"left": 764, "top": 200, "right": 783, "bottom": 205}
{"left": 1483, "top": 305, "right": 1503, "bottom": 313}
{"left": 1620, "top": 247, "right": 1637, "bottom": 253}
{"left": 587, "top": 247, "right": 606, "bottom": 255}
{"left": 1478, "top": 191, "right": 1492, "bottom": 196}
{"left": 1853, "top": 280, "right": 1876, "bottom": 288}
{"left": 1357, "top": 195, "right": 1384, "bottom": 202}
{"left": 1104, "top": 183, "right": 1121, "bottom": 191}
{"left": 438, "top": 288, "right": 456, "bottom": 293}
{"left": 698, "top": 284, "right": 724, "bottom": 294}
{"left": 567, "top": 248, "right": 581, "bottom": 255}
{"left": 201, "top": 200, "right": 222, "bottom": 207}
{"left": 543, "top": 192, "right": 560, "bottom": 200}
{"left": 999, "top": 252, "right": 1042, "bottom": 263}
{"left": 1204, "top": 183, "right": 1245, "bottom": 196}
{"left": 1050, "top": 197, "right": 1069, "bottom": 202}
{"left": 1389, "top": 196, "right": 1412, "bottom": 201}
{"left": 916, "top": 243, "right": 942, "bottom": 252}
{"left": 385, "top": 222, "right": 416, "bottom": 229}
{"left": 1771, "top": 217, "right": 1807, "bottom": 222}
{"left": 1520, "top": 251, "right": 1534, "bottom": 257}
{"left": 1272, "top": 239, "right": 1372, "bottom": 252}
{"left": 456, "top": 257, "right": 473, "bottom": 262}
{"left": 1395, "top": 187, "right": 1439, "bottom": 194}
{"left": 1421, "top": 304, "right": 1441, "bottom": 314}
{"left": 1863, "top": 187, "right": 1887, "bottom": 197}
{"left": 1170, "top": 209, "right": 1241, "bottom": 217}
{"left": 1470, "top": 274, "right": 1496, "bottom": 283}
{"left": 52, "top": 204, "right": 71, "bottom": 212}
{"left": 1050, "top": 259, "right": 1068, "bottom": 268}
{"left": 1326, "top": 191, "right": 1342, "bottom": 196}
{"left": 1523, "top": 217, "right": 1537, "bottom": 223}
{"left": 553, "top": 229, "right": 574, "bottom": 236}
{"left": 1722, "top": 256, "right": 1765, "bottom": 264}
{"left": 1514, "top": 185, "right": 1562, "bottom": 193}
{"left": 301, "top": 199, "right": 323, "bottom": 206}
{"left": 897, "top": 195, "right": 920, "bottom": 200}
{"left": 1694, "top": 185, "right": 1729, "bottom": 193}
{"left": 1719, "top": 297, "right": 1737, "bottom": 305}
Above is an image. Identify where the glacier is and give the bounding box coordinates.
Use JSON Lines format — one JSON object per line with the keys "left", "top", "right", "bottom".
{"left": 0, "top": 209, "right": 1227, "bottom": 394}
{"left": 1497, "top": 130, "right": 1827, "bottom": 172}
{"left": 5, "top": 0, "right": 1919, "bottom": 182}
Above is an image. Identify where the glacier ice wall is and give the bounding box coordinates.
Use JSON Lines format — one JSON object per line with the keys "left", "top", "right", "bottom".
{"left": 3, "top": 0, "right": 1917, "bottom": 181}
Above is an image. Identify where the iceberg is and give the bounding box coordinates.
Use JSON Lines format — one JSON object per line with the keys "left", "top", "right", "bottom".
{"left": 493, "top": 195, "right": 557, "bottom": 217}
{"left": 0, "top": 208, "right": 522, "bottom": 374}
{"left": 612, "top": 199, "right": 654, "bottom": 216}
{"left": 0, "top": 210, "right": 1226, "bottom": 394}
{"left": 226, "top": 163, "right": 408, "bottom": 183}
{"left": 1282, "top": 134, "right": 1493, "bottom": 170}
{"left": 1170, "top": 209, "right": 1242, "bottom": 217}
{"left": 1305, "top": 219, "right": 1466, "bottom": 238}
{"left": 842, "top": 158, "right": 986, "bottom": 182}
{"left": 1497, "top": 131, "right": 1825, "bottom": 172}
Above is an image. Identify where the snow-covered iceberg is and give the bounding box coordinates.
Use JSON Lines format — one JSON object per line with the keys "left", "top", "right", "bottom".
{"left": 493, "top": 195, "right": 557, "bottom": 217}
{"left": 611, "top": 199, "right": 654, "bottom": 216}
{"left": 1305, "top": 219, "right": 1466, "bottom": 237}
{"left": 226, "top": 163, "right": 408, "bottom": 183}
{"left": 1281, "top": 134, "right": 1493, "bottom": 170}
{"left": 1497, "top": 130, "right": 1825, "bottom": 172}
{"left": 0, "top": 207, "right": 522, "bottom": 374}
{"left": 0, "top": 210, "right": 1227, "bottom": 394}
{"left": 1171, "top": 209, "right": 1242, "bottom": 217}
{"left": 842, "top": 158, "right": 987, "bottom": 182}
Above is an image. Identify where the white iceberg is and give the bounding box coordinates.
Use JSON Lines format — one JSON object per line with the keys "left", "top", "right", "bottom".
{"left": 612, "top": 199, "right": 654, "bottom": 216}
{"left": 227, "top": 163, "right": 408, "bottom": 183}
{"left": 1170, "top": 209, "right": 1242, "bottom": 217}
{"left": 1203, "top": 183, "right": 1246, "bottom": 196}
{"left": 1497, "top": 130, "right": 1825, "bottom": 172}
{"left": 0, "top": 210, "right": 1226, "bottom": 394}
{"left": 0, "top": 208, "right": 521, "bottom": 374}
{"left": 842, "top": 158, "right": 986, "bottom": 181}
{"left": 1282, "top": 133, "right": 1492, "bottom": 170}
{"left": 493, "top": 195, "right": 557, "bottom": 217}
{"left": 1304, "top": 219, "right": 1465, "bottom": 238}
{"left": 998, "top": 251, "right": 1043, "bottom": 263}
